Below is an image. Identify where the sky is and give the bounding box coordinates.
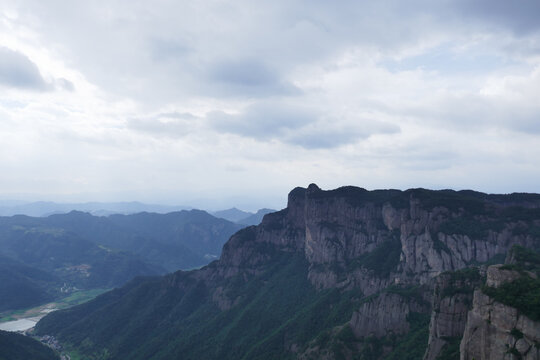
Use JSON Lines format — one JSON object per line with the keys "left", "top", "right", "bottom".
{"left": 0, "top": 0, "right": 539, "bottom": 210}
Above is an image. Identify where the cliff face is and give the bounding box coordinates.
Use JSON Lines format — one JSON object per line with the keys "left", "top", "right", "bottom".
{"left": 423, "top": 268, "right": 484, "bottom": 360}
{"left": 350, "top": 292, "right": 429, "bottom": 338}
{"left": 35, "top": 185, "right": 540, "bottom": 360}
{"left": 460, "top": 265, "right": 540, "bottom": 360}
{"left": 214, "top": 184, "right": 537, "bottom": 301}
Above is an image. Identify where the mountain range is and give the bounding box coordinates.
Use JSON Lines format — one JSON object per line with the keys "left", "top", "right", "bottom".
{"left": 212, "top": 208, "right": 276, "bottom": 225}
{"left": 0, "top": 210, "right": 243, "bottom": 313}
{"left": 0, "top": 201, "right": 191, "bottom": 217}
{"left": 34, "top": 184, "right": 540, "bottom": 359}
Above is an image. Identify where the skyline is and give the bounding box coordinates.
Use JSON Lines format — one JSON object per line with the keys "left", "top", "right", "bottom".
{"left": 1, "top": 1, "right": 540, "bottom": 210}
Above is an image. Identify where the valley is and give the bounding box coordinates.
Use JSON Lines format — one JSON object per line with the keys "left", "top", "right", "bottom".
{"left": 0, "top": 210, "right": 245, "bottom": 319}
{"left": 0, "top": 289, "right": 109, "bottom": 332}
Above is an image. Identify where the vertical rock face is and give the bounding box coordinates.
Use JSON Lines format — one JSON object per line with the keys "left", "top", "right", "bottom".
{"left": 460, "top": 266, "right": 540, "bottom": 360}
{"left": 220, "top": 184, "right": 538, "bottom": 293}
{"left": 460, "top": 290, "right": 540, "bottom": 360}
{"left": 423, "top": 269, "right": 484, "bottom": 360}
{"left": 350, "top": 293, "right": 429, "bottom": 338}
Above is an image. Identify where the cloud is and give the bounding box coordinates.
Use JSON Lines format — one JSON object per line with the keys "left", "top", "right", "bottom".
{"left": 0, "top": 47, "right": 47, "bottom": 90}
{"left": 452, "top": 0, "right": 540, "bottom": 35}
{"left": 54, "top": 78, "right": 75, "bottom": 91}
{"left": 207, "top": 101, "right": 400, "bottom": 149}
{"left": 285, "top": 120, "right": 400, "bottom": 149}
{"left": 206, "top": 58, "right": 300, "bottom": 97}
{"left": 207, "top": 102, "right": 313, "bottom": 139}
{"left": 393, "top": 66, "right": 540, "bottom": 134}
{"left": 128, "top": 112, "right": 200, "bottom": 138}
{"left": 149, "top": 38, "right": 190, "bottom": 62}
{"left": 1, "top": 0, "right": 540, "bottom": 207}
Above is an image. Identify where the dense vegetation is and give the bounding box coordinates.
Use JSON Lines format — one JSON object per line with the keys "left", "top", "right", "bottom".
{"left": 37, "top": 254, "right": 367, "bottom": 359}
{"left": 354, "top": 237, "right": 402, "bottom": 276}
{"left": 482, "top": 277, "right": 540, "bottom": 321}
{"left": 435, "top": 337, "right": 460, "bottom": 360}
{"left": 0, "top": 256, "right": 58, "bottom": 311}
{"left": 47, "top": 210, "right": 244, "bottom": 270}
{"left": 304, "top": 185, "right": 540, "bottom": 213}
{"left": 482, "top": 246, "right": 540, "bottom": 321}
{"left": 0, "top": 210, "right": 242, "bottom": 312}
{"left": 0, "top": 330, "right": 59, "bottom": 360}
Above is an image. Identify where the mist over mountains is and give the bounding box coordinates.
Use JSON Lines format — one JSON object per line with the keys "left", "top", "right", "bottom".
{"left": 0, "top": 209, "right": 245, "bottom": 314}
{"left": 0, "top": 200, "right": 276, "bottom": 224}
{"left": 0, "top": 201, "right": 191, "bottom": 217}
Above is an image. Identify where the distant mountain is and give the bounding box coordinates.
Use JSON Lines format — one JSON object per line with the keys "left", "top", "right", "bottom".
{"left": 0, "top": 330, "right": 59, "bottom": 360}
{"left": 211, "top": 207, "right": 253, "bottom": 222}
{"left": 46, "top": 210, "right": 244, "bottom": 271}
{"left": 212, "top": 207, "right": 276, "bottom": 225}
{"left": 0, "top": 201, "right": 191, "bottom": 217}
{"left": 34, "top": 185, "right": 540, "bottom": 359}
{"left": 236, "top": 208, "right": 275, "bottom": 225}
{"left": 0, "top": 210, "right": 243, "bottom": 312}
{"left": 0, "top": 220, "right": 162, "bottom": 293}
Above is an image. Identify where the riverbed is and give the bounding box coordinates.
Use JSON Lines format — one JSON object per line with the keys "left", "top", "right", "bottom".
{"left": 0, "top": 318, "right": 39, "bottom": 331}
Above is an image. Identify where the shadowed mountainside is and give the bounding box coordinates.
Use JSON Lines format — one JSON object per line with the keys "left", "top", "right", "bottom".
{"left": 0, "top": 330, "right": 59, "bottom": 360}
{"left": 0, "top": 210, "right": 243, "bottom": 312}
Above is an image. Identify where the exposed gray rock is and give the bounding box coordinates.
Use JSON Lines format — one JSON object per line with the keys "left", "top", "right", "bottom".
{"left": 350, "top": 293, "right": 428, "bottom": 338}
{"left": 215, "top": 186, "right": 537, "bottom": 294}
{"left": 460, "top": 266, "right": 540, "bottom": 360}
{"left": 486, "top": 264, "right": 522, "bottom": 288}
{"left": 424, "top": 270, "right": 482, "bottom": 360}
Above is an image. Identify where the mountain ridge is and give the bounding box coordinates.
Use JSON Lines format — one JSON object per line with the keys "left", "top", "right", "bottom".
{"left": 0, "top": 210, "right": 243, "bottom": 313}
{"left": 35, "top": 184, "right": 540, "bottom": 359}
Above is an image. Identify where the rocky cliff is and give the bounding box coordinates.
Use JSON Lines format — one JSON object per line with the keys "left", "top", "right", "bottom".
{"left": 35, "top": 185, "right": 540, "bottom": 360}
{"left": 423, "top": 267, "right": 484, "bottom": 360}
{"left": 460, "top": 252, "right": 540, "bottom": 360}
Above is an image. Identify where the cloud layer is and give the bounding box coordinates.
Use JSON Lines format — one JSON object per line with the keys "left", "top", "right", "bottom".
{"left": 0, "top": 1, "right": 539, "bottom": 209}
{"left": 0, "top": 46, "right": 46, "bottom": 89}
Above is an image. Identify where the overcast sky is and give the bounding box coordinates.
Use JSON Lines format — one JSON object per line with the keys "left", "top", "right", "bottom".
{"left": 0, "top": 1, "right": 539, "bottom": 210}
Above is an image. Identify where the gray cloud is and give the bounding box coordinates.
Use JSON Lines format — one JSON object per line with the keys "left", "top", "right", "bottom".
{"left": 149, "top": 38, "right": 190, "bottom": 62}
{"left": 401, "top": 92, "right": 540, "bottom": 135}
{"left": 11, "top": 1, "right": 539, "bottom": 103}
{"left": 128, "top": 112, "right": 199, "bottom": 138}
{"left": 285, "top": 121, "right": 400, "bottom": 149}
{"left": 207, "top": 59, "right": 301, "bottom": 97}
{"left": 209, "top": 60, "right": 278, "bottom": 87}
{"left": 207, "top": 102, "right": 314, "bottom": 139}
{"left": 0, "top": 47, "right": 47, "bottom": 90}
{"left": 207, "top": 102, "right": 400, "bottom": 149}
{"left": 452, "top": 0, "right": 540, "bottom": 35}
{"left": 2, "top": 1, "right": 540, "bottom": 206}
